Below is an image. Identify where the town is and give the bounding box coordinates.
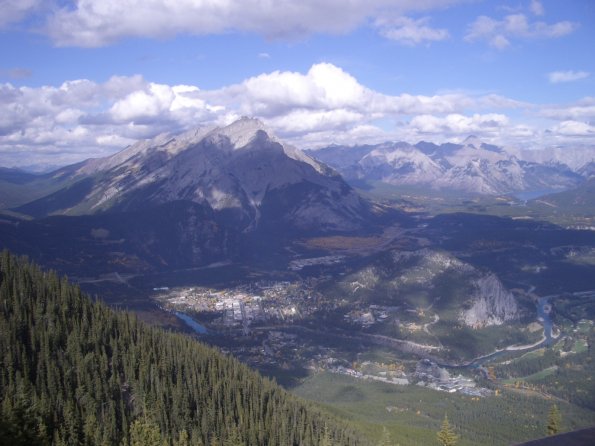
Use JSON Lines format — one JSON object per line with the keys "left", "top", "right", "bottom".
{"left": 152, "top": 280, "right": 493, "bottom": 397}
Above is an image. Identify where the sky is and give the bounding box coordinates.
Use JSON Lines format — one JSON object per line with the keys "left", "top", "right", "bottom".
{"left": 0, "top": 0, "right": 594, "bottom": 169}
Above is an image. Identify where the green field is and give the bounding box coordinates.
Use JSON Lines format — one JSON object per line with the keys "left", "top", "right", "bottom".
{"left": 291, "top": 371, "right": 595, "bottom": 446}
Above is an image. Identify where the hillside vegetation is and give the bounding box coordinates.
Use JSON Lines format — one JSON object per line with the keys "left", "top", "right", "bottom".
{"left": 0, "top": 252, "right": 364, "bottom": 445}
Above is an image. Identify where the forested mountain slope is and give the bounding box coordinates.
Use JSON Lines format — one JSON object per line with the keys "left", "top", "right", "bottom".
{"left": 0, "top": 252, "right": 365, "bottom": 445}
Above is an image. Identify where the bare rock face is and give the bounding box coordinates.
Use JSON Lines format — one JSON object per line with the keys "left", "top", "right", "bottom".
{"left": 16, "top": 117, "right": 371, "bottom": 233}
{"left": 460, "top": 274, "right": 519, "bottom": 328}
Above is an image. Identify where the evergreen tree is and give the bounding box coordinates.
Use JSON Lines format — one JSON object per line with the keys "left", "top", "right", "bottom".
{"left": 547, "top": 404, "right": 561, "bottom": 436}
{"left": 437, "top": 414, "right": 458, "bottom": 446}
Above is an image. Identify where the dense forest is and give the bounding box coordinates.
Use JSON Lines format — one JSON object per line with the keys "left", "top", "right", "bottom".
{"left": 0, "top": 252, "right": 365, "bottom": 445}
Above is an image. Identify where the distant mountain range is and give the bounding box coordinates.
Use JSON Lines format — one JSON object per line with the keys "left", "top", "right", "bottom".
{"left": 308, "top": 136, "right": 593, "bottom": 195}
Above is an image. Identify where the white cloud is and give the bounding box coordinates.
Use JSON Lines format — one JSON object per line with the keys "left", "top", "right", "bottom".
{"left": 376, "top": 16, "right": 449, "bottom": 46}
{"left": 43, "top": 0, "right": 462, "bottom": 47}
{"left": 465, "top": 13, "right": 577, "bottom": 49}
{"left": 1, "top": 63, "right": 591, "bottom": 168}
{"left": 478, "top": 94, "right": 527, "bottom": 109}
{"left": 490, "top": 34, "right": 510, "bottom": 49}
{"left": 548, "top": 70, "right": 590, "bottom": 84}
{"left": 204, "top": 63, "right": 475, "bottom": 120}
{"left": 0, "top": 75, "right": 221, "bottom": 167}
{"left": 540, "top": 97, "right": 595, "bottom": 120}
{"left": 530, "top": 0, "right": 544, "bottom": 16}
{"left": 551, "top": 121, "right": 595, "bottom": 137}
{"left": 0, "top": 0, "right": 40, "bottom": 28}
{"left": 109, "top": 84, "right": 175, "bottom": 122}
{"left": 409, "top": 113, "right": 509, "bottom": 135}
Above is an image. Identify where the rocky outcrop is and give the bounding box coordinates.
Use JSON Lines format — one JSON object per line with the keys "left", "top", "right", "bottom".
{"left": 460, "top": 274, "right": 519, "bottom": 328}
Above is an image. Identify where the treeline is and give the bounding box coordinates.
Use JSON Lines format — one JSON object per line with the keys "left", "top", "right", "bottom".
{"left": 0, "top": 252, "right": 365, "bottom": 445}
{"left": 494, "top": 332, "right": 595, "bottom": 410}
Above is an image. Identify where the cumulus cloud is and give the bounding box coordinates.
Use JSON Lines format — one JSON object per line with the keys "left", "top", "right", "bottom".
{"left": 535, "top": 99, "right": 595, "bottom": 145}
{"left": 42, "top": 0, "right": 462, "bottom": 47}
{"left": 376, "top": 16, "right": 449, "bottom": 46}
{"left": 551, "top": 120, "right": 595, "bottom": 136}
{"left": 0, "top": 75, "right": 222, "bottom": 167}
{"left": 1, "top": 62, "right": 589, "bottom": 168}
{"left": 540, "top": 97, "right": 595, "bottom": 120}
{"left": 206, "top": 63, "right": 479, "bottom": 121}
{"left": 465, "top": 13, "right": 577, "bottom": 49}
{"left": 409, "top": 113, "right": 509, "bottom": 135}
{"left": 548, "top": 70, "right": 590, "bottom": 84}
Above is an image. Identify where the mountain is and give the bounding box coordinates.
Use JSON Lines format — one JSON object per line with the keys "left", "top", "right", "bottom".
{"left": 578, "top": 161, "right": 595, "bottom": 179}
{"left": 1, "top": 118, "right": 378, "bottom": 275}
{"left": 520, "top": 146, "right": 595, "bottom": 171}
{"left": 529, "top": 178, "right": 595, "bottom": 215}
{"left": 15, "top": 118, "right": 370, "bottom": 233}
{"left": 323, "top": 247, "right": 523, "bottom": 359}
{"left": 0, "top": 165, "right": 83, "bottom": 209}
{"left": 0, "top": 252, "right": 365, "bottom": 445}
{"left": 0, "top": 167, "right": 38, "bottom": 184}
{"left": 309, "top": 137, "right": 590, "bottom": 195}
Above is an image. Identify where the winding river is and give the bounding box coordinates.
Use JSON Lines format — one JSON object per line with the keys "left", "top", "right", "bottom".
{"left": 442, "top": 295, "right": 555, "bottom": 369}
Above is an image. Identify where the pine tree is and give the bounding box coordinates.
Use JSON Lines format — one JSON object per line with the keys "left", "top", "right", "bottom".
{"left": 437, "top": 414, "right": 458, "bottom": 446}
{"left": 547, "top": 404, "right": 561, "bottom": 436}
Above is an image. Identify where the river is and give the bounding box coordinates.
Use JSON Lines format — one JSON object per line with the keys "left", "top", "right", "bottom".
{"left": 174, "top": 312, "right": 209, "bottom": 334}
{"left": 441, "top": 295, "right": 555, "bottom": 369}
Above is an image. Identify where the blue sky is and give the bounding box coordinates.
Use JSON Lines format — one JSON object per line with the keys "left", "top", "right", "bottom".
{"left": 0, "top": 0, "right": 594, "bottom": 168}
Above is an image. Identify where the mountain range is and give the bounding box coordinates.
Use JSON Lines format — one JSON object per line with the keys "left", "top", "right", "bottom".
{"left": 0, "top": 118, "right": 376, "bottom": 275}
{"left": 309, "top": 136, "right": 593, "bottom": 196}
{"left": 1, "top": 118, "right": 593, "bottom": 276}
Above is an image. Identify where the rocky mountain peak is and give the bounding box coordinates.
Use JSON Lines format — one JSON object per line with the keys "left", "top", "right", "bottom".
{"left": 16, "top": 117, "right": 371, "bottom": 233}
{"left": 211, "top": 117, "right": 274, "bottom": 150}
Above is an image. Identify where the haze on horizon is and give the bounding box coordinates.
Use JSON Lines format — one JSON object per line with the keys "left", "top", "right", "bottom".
{"left": 1, "top": 0, "right": 594, "bottom": 169}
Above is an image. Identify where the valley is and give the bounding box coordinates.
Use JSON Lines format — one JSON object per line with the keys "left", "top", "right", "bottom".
{"left": 141, "top": 208, "right": 595, "bottom": 445}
